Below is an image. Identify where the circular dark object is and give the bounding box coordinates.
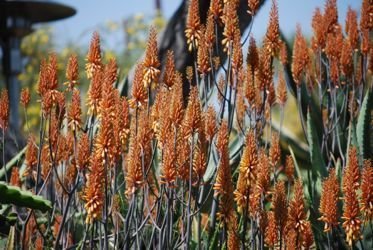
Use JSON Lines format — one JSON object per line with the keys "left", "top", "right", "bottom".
{"left": 0, "top": 0, "right": 76, "bottom": 24}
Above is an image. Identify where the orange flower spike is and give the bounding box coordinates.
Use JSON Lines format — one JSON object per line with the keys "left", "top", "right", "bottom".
{"left": 323, "top": 0, "right": 338, "bottom": 33}
{"left": 169, "top": 72, "right": 184, "bottom": 129}
{"left": 256, "top": 150, "right": 270, "bottom": 194}
{"left": 284, "top": 155, "right": 295, "bottom": 183}
{"left": 301, "top": 221, "right": 314, "bottom": 249}
{"left": 360, "top": 0, "right": 373, "bottom": 31}
{"left": 277, "top": 70, "right": 287, "bottom": 106}
{"left": 87, "top": 69, "right": 103, "bottom": 116}
{"left": 340, "top": 39, "right": 353, "bottom": 79}
{"left": 319, "top": 168, "right": 340, "bottom": 232}
{"left": 204, "top": 106, "right": 217, "bottom": 142}
{"left": 311, "top": 7, "right": 326, "bottom": 51}
{"left": 47, "top": 53, "right": 58, "bottom": 90}
{"left": 265, "top": 0, "right": 280, "bottom": 56}
{"left": 67, "top": 89, "right": 82, "bottom": 132}
{"left": 279, "top": 41, "right": 288, "bottom": 65}
{"left": 269, "top": 132, "right": 280, "bottom": 168}
{"left": 265, "top": 211, "right": 278, "bottom": 247}
{"left": 85, "top": 32, "right": 102, "bottom": 79}
{"left": 248, "top": 0, "right": 260, "bottom": 15}
{"left": 360, "top": 160, "right": 373, "bottom": 222}
{"left": 197, "top": 26, "right": 211, "bottom": 75}
{"left": 215, "top": 120, "right": 229, "bottom": 156}
{"left": 247, "top": 37, "right": 259, "bottom": 72}
{"left": 343, "top": 147, "right": 360, "bottom": 192}
{"left": 205, "top": 15, "right": 216, "bottom": 50}
{"left": 342, "top": 184, "right": 362, "bottom": 246}
{"left": 24, "top": 136, "right": 37, "bottom": 178}
{"left": 192, "top": 144, "right": 207, "bottom": 182}
{"left": 288, "top": 180, "right": 308, "bottom": 235}
{"left": 37, "top": 59, "right": 49, "bottom": 97}
{"left": 273, "top": 181, "right": 288, "bottom": 233}
{"left": 221, "top": 2, "right": 238, "bottom": 53}
{"left": 163, "top": 50, "right": 175, "bottom": 89}
{"left": 10, "top": 167, "right": 21, "bottom": 187}
{"left": 160, "top": 137, "right": 177, "bottom": 187}
{"left": 77, "top": 133, "right": 90, "bottom": 171}
{"left": 345, "top": 7, "right": 359, "bottom": 51}
{"left": 125, "top": 135, "right": 144, "bottom": 198}
{"left": 143, "top": 26, "right": 160, "bottom": 89}
{"left": 185, "top": 0, "right": 201, "bottom": 51}
{"left": 231, "top": 29, "right": 243, "bottom": 75}
{"left": 65, "top": 54, "right": 79, "bottom": 90}
{"left": 292, "top": 25, "right": 310, "bottom": 86}
{"left": 239, "top": 130, "right": 258, "bottom": 186}
{"left": 0, "top": 90, "right": 9, "bottom": 130}
{"left": 129, "top": 63, "right": 147, "bottom": 109}
{"left": 182, "top": 86, "right": 202, "bottom": 139}
{"left": 20, "top": 88, "right": 31, "bottom": 107}
{"left": 209, "top": 0, "right": 223, "bottom": 21}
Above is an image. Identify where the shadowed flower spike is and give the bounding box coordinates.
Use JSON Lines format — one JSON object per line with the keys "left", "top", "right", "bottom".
{"left": 186, "top": 0, "right": 201, "bottom": 51}
{"left": 10, "top": 167, "right": 21, "bottom": 187}
{"left": 247, "top": 37, "right": 259, "bottom": 72}
{"left": 361, "top": 160, "right": 373, "bottom": 222}
{"left": 77, "top": 133, "right": 90, "bottom": 171}
{"left": 85, "top": 32, "right": 102, "bottom": 79}
{"left": 273, "top": 181, "right": 288, "bottom": 236}
{"left": 143, "top": 26, "right": 160, "bottom": 88}
{"left": 0, "top": 90, "right": 9, "bottom": 130}
{"left": 287, "top": 180, "right": 308, "bottom": 240}
{"left": 163, "top": 50, "right": 175, "bottom": 88}
{"left": 129, "top": 63, "right": 147, "bottom": 109}
{"left": 284, "top": 155, "right": 295, "bottom": 183}
{"left": 20, "top": 88, "right": 31, "bottom": 107}
{"left": 292, "top": 25, "right": 310, "bottom": 85}
{"left": 204, "top": 106, "right": 217, "bottom": 142}
{"left": 269, "top": 133, "right": 280, "bottom": 168}
{"left": 279, "top": 41, "right": 288, "bottom": 65}
{"left": 319, "top": 169, "right": 339, "bottom": 232}
{"left": 65, "top": 54, "right": 79, "bottom": 90}
{"left": 265, "top": 211, "right": 278, "bottom": 247}
{"left": 182, "top": 86, "right": 202, "bottom": 139}
{"left": 68, "top": 89, "right": 82, "bottom": 132}
{"left": 265, "top": 0, "right": 280, "bottom": 56}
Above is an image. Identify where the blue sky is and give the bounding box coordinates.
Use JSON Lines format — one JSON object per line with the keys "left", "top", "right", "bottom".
{"left": 48, "top": 0, "right": 361, "bottom": 50}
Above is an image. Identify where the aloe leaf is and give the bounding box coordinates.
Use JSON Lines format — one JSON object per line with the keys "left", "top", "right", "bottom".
{"left": 0, "top": 147, "right": 26, "bottom": 180}
{"left": 5, "top": 226, "right": 15, "bottom": 250}
{"left": 356, "top": 90, "right": 372, "bottom": 160}
{"left": 0, "top": 182, "right": 52, "bottom": 212}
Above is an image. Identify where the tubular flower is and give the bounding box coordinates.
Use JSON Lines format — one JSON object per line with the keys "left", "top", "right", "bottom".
{"left": 231, "top": 29, "right": 243, "bottom": 75}
{"left": 0, "top": 90, "right": 9, "bottom": 130}
{"left": 269, "top": 133, "right": 280, "bottom": 168}
{"left": 143, "top": 27, "right": 160, "bottom": 88}
{"left": 216, "top": 120, "right": 229, "bottom": 156}
{"left": 311, "top": 8, "right": 326, "bottom": 51}
{"left": 323, "top": 0, "right": 338, "bottom": 33}
{"left": 83, "top": 155, "right": 104, "bottom": 224}
{"left": 85, "top": 32, "right": 102, "bottom": 79}
{"left": 169, "top": 73, "right": 184, "bottom": 129}
{"left": 129, "top": 64, "right": 147, "bottom": 109}
{"left": 193, "top": 144, "right": 207, "bottom": 183}
{"left": 162, "top": 50, "right": 175, "bottom": 88}
{"left": 256, "top": 150, "right": 270, "bottom": 195}
{"left": 20, "top": 88, "right": 31, "bottom": 107}
{"left": 205, "top": 15, "right": 216, "bottom": 50}
{"left": 65, "top": 54, "right": 79, "bottom": 90}
{"left": 319, "top": 169, "right": 339, "bottom": 232}
{"left": 360, "top": 0, "right": 372, "bottom": 31}
{"left": 125, "top": 134, "right": 144, "bottom": 198}
{"left": 239, "top": 131, "right": 258, "bottom": 186}
{"left": 265, "top": 0, "right": 280, "bottom": 56}
{"left": 67, "top": 89, "right": 82, "bottom": 132}
{"left": 285, "top": 155, "right": 295, "bottom": 183}
{"left": 209, "top": 0, "right": 223, "bottom": 21}
{"left": 360, "top": 160, "right": 373, "bottom": 222}
{"left": 292, "top": 25, "right": 310, "bottom": 85}
{"left": 185, "top": 0, "right": 201, "bottom": 51}
{"left": 340, "top": 39, "right": 353, "bottom": 79}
